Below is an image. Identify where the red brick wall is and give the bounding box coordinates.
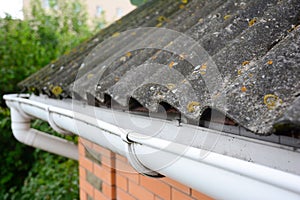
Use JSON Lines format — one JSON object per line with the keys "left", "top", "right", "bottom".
{"left": 78, "top": 138, "right": 213, "bottom": 200}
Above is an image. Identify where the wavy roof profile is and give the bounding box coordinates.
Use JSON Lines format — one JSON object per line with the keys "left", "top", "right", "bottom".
{"left": 19, "top": 0, "right": 300, "bottom": 135}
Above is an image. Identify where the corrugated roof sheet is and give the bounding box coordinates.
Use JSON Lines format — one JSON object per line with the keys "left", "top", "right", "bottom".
{"left": 19, "top": 0, "right": 300, "bottom": 135}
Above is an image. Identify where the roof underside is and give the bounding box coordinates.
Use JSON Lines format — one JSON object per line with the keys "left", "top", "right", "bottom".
{"left": 19, "top": 0, "right": 300, "bottom": 135}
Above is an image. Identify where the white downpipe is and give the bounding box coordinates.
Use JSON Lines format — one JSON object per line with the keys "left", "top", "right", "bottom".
{"left": 4, "top": 94, "right": 300, "bottom": 200}
{"left": 6, "top": 97, "right": 78, "bottom": 160}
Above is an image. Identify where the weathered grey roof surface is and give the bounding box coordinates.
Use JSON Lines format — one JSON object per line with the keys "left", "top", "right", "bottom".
{"left": 19, "top": 0, "right": 300, "bottom": 136}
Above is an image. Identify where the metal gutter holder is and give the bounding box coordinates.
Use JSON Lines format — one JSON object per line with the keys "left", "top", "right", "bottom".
{"left": 121, "top": 130, "right": 164, "bottom": 177}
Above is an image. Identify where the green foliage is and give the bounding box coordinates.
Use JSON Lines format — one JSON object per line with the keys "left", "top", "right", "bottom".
{"left": 0, "top": 114, "right": 35, "bottom": 199}
{"left": 10, "top": 151, "right": 79, "bottom": 200}
{"left": 31, "top": 119, "right": 78, "bottom": 143}
{"left": 130, "top": 0, "right": 148, "bottom": 6}
{"left": 0, "top": 0, "right": 94, "bottom": 106}
{"left": 0, "top": 0, "right": 103, "bottom": 199}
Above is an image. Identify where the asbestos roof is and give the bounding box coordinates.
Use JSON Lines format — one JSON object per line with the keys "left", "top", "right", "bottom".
{"left": 19, "top": 0, "right": 300, "bottom": 136}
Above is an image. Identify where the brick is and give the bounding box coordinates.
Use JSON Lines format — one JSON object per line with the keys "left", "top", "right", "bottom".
{"left": 95, "top": 159, "right": 115, "bottom": 173}
{"left": 79, "top": 166, "right": 87, "bottom": 179}
{"left": 86, "top": 170, "right": 103, "bottom": 192}
{"left": 87, "top": 194, "right": 94, "bottom": 200}
{"left": 93, "top": 143, "right": 114, "bottom": 158}
{"left": 116, "top": 153, "right": 128, "bottom": 162}
{"left": 81, "top": 179, "right": 94, "bottom": 198}
{"left": 80, "top": 189, "right": 87, "bottom": 200}
{"left": 80, "top": 156, "right": 93, "bottom": 172}
{"left": 102, "top": 155, "right": 115, "bottom": 168}
{"left": 94, "top": 163, "right": 115, "bottom": 184}
{"left": 140, "top": 175, "right": 171, "bottom": 200}
{"left": 172, "top": 188, "right": 193, "bottom": 200}
{"left": 162, "top": 177, "right": 190, "bottom": 195}
{"left": 191, "top": 189, "right": 213, "bottom": 200}
{"left": 116, "top": 159, "right": 139, "bottom": 183}
{"left": 129, "top": 181, "right": 154, "bottom": 200}
{"left": 80, "top": 138, "right": 93, "bottom": 148}
{"left": 155, "top": 196, "right": 163, "bottom": 200}
{"left": 85, "top": 147, "right": 102, "bottom": 165}
{"left": 103, "top": 182, "right": 116, "bottom": 199}
{"left": 117, "top": 188, "right": 136, "bottom": 200}
{"left": 115, "top": 158, "right": 135, "bottom": 172}
{"left": 116, "top": 173, "right": 128, "bottom": 191}
{"left": 94, "top": 188, "right": 109, "bottom": 200}
{"left": 117, "top": 170, "right": 139, "bottom": 184}
{"left": 79, "top": 141, "right": 86, "bottom": 156}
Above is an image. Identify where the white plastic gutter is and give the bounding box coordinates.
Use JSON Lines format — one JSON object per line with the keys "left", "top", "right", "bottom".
{"left": 4, "top": 94, "right": 300, "bottom": 200}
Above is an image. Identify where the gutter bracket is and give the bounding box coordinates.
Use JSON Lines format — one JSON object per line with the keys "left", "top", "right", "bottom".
{"left": 17, "top": 101, "right": 32, "bottom": 119}
{"left": 46, "top": 107, "right": 73, "bottom": 135}
{"left": 122, "top": 130, "right": 164, "bottom": 178}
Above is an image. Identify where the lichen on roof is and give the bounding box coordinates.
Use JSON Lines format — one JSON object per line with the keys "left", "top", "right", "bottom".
{"left": 19, "top": 0, "right": 300, "bottom": 135}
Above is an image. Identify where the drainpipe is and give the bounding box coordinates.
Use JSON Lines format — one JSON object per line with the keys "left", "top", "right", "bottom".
{"left": 6, "top": 97, "right": 78, "bottom": 160}
{"left": 4, "top": 94, "right": 300, "bottom": 200}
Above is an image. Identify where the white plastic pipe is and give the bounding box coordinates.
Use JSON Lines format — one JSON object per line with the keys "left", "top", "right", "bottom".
{"left": 4, "top": 94, "right": 300, "bottom": 200}
{"left": 6, "top": 99, "right": 78, "bottom": 160}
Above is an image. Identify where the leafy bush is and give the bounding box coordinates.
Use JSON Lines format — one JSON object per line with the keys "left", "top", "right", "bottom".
{"left": 0, "top": 0, "right": 104, "bottom": 199}
{"left": 10, "top": 150, "right": 79, "bottom": 200}
{"left": 0, "top": 112, "right": 35, "bottom": 199}
{"left": 0, "top": 0, "right": 93, "bottom": 106}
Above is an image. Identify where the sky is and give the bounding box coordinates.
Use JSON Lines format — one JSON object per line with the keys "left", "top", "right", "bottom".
{"left": 0, "top": 0, "right": 23, "bottom": 19}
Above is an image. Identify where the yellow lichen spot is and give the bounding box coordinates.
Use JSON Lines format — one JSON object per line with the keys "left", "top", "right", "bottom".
{"left": 30, "top": 87, "right": 36, "bottom": 92}
{"left": 126, "top": 52, "right": 132, "bottom": 57}
{"left": 200, "top": 63, "right": 207, "bottom": 70}
{"left": 156, "top": 22, "right": 163, "bottom": 27}
{"left": 241, "top": 86, "right": 247, "bottom": 92}
{"left": 112, "top": 32, "right": 120, "bottom": 38}
{"left": 223, "top": 14, "right": 231, "bottom": 20}
{"left": 87, "top": 73, "right": 94, "bottom": 79}
{"left": 169, "top": 61, "right": 177, "bottom": 68}
{"left": 157, "top": 16, "right": 166, "bottom": 22}
{"left": 166, "top": 83, "right": 176, "bottom": 90}
{"left": 267, "top": 60, "right": 273, "bottom": 65}
{"left": 248, "top": 18, "right": 257, "bottom": 27}
{"left": 114, "top": 77, "right": 120, "bottom": 82}
{"left": 181, "top": 0, "right": 188, "bottom": 4}
{"left": 187, "top": 101, "right": 200, "bottom": 113}
{"left": 264, "top": 94, "right": 282, "bottom": 110}
{"left": 179, "top": 4, "right": 185, "bottom": 9}
{"left": 51, "top": 86, "right": 63, "bottom": 96}
{"left": 249, "top": 73, "right": 253, "bottom": 78}
{"left": 198, "top": 18, "right": 204, "bottom": 23}
{"left": 242, "top": 61, "right": 250, "bottom": 66}
{"left": 131, "top": 32, "right": 136, "bottom": 36}
{"left": 237, "top": 69, "right": 242, "bottom": 75}
{"left": 199, "top": 63, "right": 207, "bottom": 75}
